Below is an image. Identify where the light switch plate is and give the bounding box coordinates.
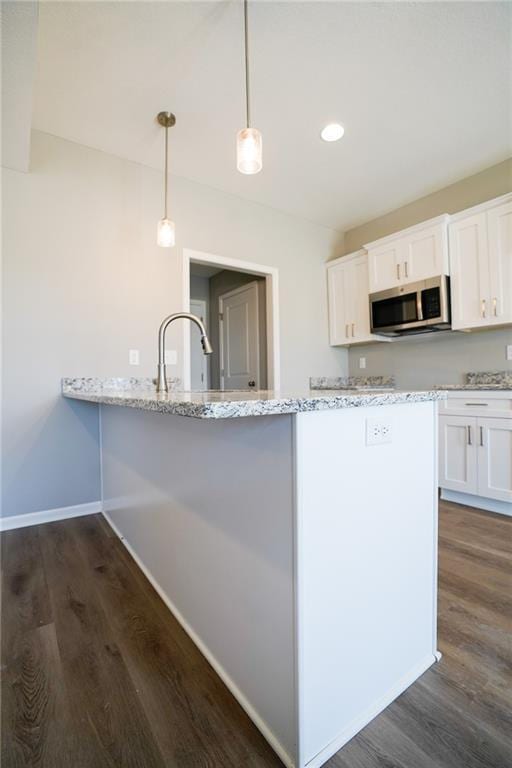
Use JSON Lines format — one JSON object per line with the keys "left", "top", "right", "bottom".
{"left": 129, "top": 349, "right": 140, "bottom": 365}
{"left": 359, "top": 357, "right": 366, "bottom": 369}
{"left": 165, "top": 349, "right": 177, "bottom": 365}
{"left": 507, "top": 345, "right": 512, "bottom": 361}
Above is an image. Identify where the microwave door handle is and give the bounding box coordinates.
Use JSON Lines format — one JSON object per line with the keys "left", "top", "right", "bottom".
{"left": 416, "top": 291, "right": 424, "bottom": 322}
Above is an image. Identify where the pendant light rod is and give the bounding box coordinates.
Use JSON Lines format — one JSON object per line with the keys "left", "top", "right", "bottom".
{"left": 164, "top": 122, "right": 168, "bottom": 216}
{"left": 243, "top": 0, "right": 251, "bottom": 128}
{"left": 156, "top": 111, "right": 176, "bottom": 248}
{"left": 157, "top": 111, "right": 176, "bottom": 218}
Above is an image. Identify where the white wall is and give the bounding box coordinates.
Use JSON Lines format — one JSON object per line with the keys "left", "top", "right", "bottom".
{"left": 2, "top": 131, "right": 346, "bottom": 517}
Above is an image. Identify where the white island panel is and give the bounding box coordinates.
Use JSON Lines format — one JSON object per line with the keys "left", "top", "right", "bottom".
{"left": 295, "top": 402, "right": 438, "bottom": 766}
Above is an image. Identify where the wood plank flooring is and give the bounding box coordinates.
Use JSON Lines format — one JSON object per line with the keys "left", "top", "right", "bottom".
{"left": 2, "top": 500, "right": 511, "bottom": 767}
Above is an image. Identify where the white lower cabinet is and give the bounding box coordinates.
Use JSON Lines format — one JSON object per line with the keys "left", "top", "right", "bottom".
{"left": 477, "top": 418, "right": 512, "bottom": 503}
{"left": 439, "top": 409, "right": 512, "bottom": 512}
{"left": 439, "top": 415, "right": 478, "bottom": 495}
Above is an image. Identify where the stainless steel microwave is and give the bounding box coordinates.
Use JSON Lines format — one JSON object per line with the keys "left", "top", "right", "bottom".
{"left": 370, "top": 275, "right": 451, "bottom": 335}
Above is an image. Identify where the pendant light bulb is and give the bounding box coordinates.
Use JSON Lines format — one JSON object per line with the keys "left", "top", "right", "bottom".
{"left": 237, "top": 0, "right": 262, "bottom": 175}
{"left": 237, "top": 127, "right": 262, "bottom": 174}
{"left": 157, "top": 217, "right": 175, "bottom": 248}
{"left": 156, "top": 111, "right": 176, "bottom": 248}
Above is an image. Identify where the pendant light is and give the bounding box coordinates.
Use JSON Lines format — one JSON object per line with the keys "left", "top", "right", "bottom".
{"left": 156, "top": 111, "right": 176, "bottom": 247}
{"left": 237, "top": 0, "right": 262, "bottom": 174}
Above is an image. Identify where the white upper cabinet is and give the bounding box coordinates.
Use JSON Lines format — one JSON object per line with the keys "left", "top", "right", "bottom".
{"left": 449, "top": 195, "right": 512, "bottom": 330}
{"left": 327, "top": 251, "right": 388, "bottom": 346}
{"left": 487, "top": 201, "right": 512, "bottom": 324}
{"left": 366, "top": 216, "right": 449, "bottom": 293}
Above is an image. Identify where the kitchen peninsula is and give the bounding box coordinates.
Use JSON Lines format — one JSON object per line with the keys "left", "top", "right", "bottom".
{"left": 63, "top": 378, "right": 445, "bottom": 768}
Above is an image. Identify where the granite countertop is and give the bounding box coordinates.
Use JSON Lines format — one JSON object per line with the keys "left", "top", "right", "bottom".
{"left": 434, "top": 371, "right": 512, "bottom": 391}
{"left": 435, "top": 384, "right": 512, "bottom": 391}
{"left": 62, "top": 378, "right": 445, "bottom": 419}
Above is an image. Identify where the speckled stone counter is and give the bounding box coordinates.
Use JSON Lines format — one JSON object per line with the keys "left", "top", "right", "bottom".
{"left": 310, "top": 375, "right": 395, "bottom": 390}
{"left": 62, "top": 377, "right": 444, "bottom": 419}
{"left": 435, "top": 370, "right": 512, "bottom": 391}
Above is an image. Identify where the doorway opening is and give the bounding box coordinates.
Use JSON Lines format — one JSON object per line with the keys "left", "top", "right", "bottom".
{"left": 182, "top": 249, "right": 279, "bottom": 392}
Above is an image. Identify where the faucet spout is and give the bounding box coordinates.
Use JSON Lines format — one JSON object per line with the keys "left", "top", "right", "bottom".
{"left": 157, "top": 312, "right": 213, "bottom": 394}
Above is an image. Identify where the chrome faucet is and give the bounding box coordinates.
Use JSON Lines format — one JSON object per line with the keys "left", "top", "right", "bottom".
{"left": 156, "top": 312, "right": 213, "bottom": 394}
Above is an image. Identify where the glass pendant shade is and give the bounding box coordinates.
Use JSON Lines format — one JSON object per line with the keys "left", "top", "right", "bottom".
{"left": 157, "top": 217, "right": 175, "bottom": 248}
{"left": 236, "top": 128, "right": 262, "bottom": 175}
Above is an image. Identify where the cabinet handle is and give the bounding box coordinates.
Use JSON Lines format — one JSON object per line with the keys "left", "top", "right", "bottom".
{"left": 404, "top": 262, "right": 409, "bottom": 279}
{"left": 465, "top": 402, "right": 488, "bottom": 406}
{"left": 396, "top": 263, "right": 401, "bottom": 281}
{"left": 467, "top": 425, "right": 472, "bottom": 445}
{"left": 345, "top": 324, "right": 349, "bottom": 338}
{"left": 492, "top": 297, "right": 498, "bottom": 317}
{"left": 351, "top": 323, "right": 355, "bottom": 337}
{"left": 481, "top": 299, "right": 486, "bottom": 318}
{"left": 479, "top": 426, "right": 484, "bottom": 447}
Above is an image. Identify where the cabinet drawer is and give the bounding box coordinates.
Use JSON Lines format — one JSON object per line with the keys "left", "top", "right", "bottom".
{"left": 440, "top": 392, "right": 512, "bottom": 417}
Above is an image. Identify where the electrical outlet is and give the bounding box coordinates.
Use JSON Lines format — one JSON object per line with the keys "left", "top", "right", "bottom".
{"left": 129, "top": 349, "right": 140, "bottom": 365}
{"left": 366, "top": 418, "right": 392, "bottom": 446}
{"left": 507, "top": 345, "right": 512, "bottom": 361}
{"left": 165, "top": 349, "right": 177, "bottom": 365}
{"left": 359, "top": 357, "right": 366, "bottom": 369}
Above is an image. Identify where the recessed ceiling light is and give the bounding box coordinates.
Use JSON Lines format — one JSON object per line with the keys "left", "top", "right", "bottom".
{"left": 320, "top": 123, "right": 345, "bottom": 142}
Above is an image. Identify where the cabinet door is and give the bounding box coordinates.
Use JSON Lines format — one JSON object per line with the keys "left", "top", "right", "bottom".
{"left": 351, "top": 255, "right": 372, "bottom": 340}
{"left": 449, "top": 213, "right": 490, "bottom": 330}
{"left": 477, "top": 418, "right": 512, "bottom": 502}
{"left": 487, "top": 201, "right": 512, "bottom": 325}
{"left": 367, "top": 240, "right": 404, "bottom": 293}
{"left": 327, "top": 262, "right": 352, "bottom": 345}
{"left": 403, "top": 224, "right": 448, "bottom": 283}
{"left": 439, "top": 415, "right": 478, "bottom": 494}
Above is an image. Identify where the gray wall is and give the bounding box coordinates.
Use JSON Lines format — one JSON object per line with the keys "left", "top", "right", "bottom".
{"left": 208, "top": 270, "right": 267, "bottom": 389}
{"left": 350, "top": 329, "right": 512, "bottom": 389}
{"left": 346, "top": 159, "right": 512, "bottom": 387}
{"left": 190, "top": 275, "right": 210, "bottom": 304}
{"left": 189, "top": 274, "right": 211, "bottom": 385}
{"left": 2, "top": 131, "right": 345, "bottom": 518}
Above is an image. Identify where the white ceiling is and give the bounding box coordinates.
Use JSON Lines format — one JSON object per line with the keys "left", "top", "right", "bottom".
{"left": 33, "top": 0, "right": 511, "bottom": 232}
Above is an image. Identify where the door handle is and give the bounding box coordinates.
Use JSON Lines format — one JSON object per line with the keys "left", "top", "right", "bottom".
{"left": 396, "top": 263, "right": 401, "bottom": 281}
{"left": 345, "top": 324, "right": 349, "bottom": 338}
{"left": 248, "top": 380, "right": 256, "bottom": 388}
{"left": 481, "top": 299, "right": 486, "bottom": 318}
{"left": 492, "top": 297, "right": 498, "bottom": 317}
{"left": 404, "top": 262, "right": 409, "bottom": 279}
{"left": 351, "top": 323, "right": 355, "bottom": 337}
{"left": 467, "top": 425, "right": 472, "bottom": 445}
{"left": 479, "top": 426, "right": 484, "bottom": 447}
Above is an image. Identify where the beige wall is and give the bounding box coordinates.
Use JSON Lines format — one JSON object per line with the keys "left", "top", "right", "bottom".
{"left": 343, "top": 158, "right": 512, "bottom": 252}
{"left": 2, "top": 131, "right": 346, "bottom": 517}
{"left": 345, "top": 159, "right": 512, "bottom": 386}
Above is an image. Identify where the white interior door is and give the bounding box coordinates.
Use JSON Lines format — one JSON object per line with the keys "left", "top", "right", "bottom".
{"left": 190, "top": 299, "right": 208, "bottom": 390}
{"left": 219, "top": 282, "right": 259, "bottom": 390}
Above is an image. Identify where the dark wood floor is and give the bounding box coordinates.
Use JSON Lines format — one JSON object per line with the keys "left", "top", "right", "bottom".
{"left": 2, "top": 501, "right": 511, "bottom": 768}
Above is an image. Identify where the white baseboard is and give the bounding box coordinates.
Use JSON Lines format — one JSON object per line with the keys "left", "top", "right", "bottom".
{"left": 0, "top": 501, "right": 102, "bottom": 532}
{"left": 102, "top": 509, "right": 295, "bottom": 768}
{"left": 440, "top": 489, "right": 512, "bottom": 517}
